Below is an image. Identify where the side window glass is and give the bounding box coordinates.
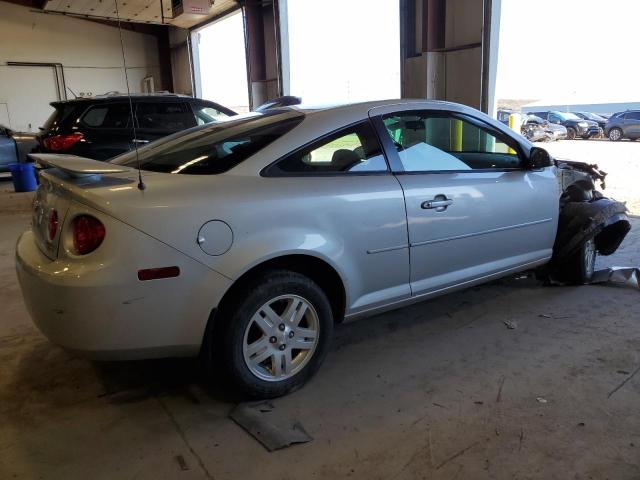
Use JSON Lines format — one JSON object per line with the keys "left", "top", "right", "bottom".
{"left": 82, "top": 104, "right": 131, "bottom": 128}
{"left": 382, "top": 112, "right": 522, "bottom": 172}
{"left": 549, "top": 114, "right": 561, "bottom": 123}
{"left": 271, "top": 121, "right": 388, "bottom": 174}
{"left": 627, "top": 112, "right": 640, "bottom": 120}
{"left": 194, "top": 104, "right": 229, "bottom": 125}
{"left": 136, "top": 102, "right": 197, "bottom": 131}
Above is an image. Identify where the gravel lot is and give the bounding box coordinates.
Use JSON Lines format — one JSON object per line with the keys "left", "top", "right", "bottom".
{"left": 539, "top": 139, "right": 640, "bottom": 215}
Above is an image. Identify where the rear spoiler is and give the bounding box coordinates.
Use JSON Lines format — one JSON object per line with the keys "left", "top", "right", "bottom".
{"left": 29, "top": 153, "right": 129, "bottom": 178}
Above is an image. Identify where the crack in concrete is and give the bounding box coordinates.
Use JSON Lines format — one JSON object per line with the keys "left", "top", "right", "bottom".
{"left": 157, "top": 396, "right": 215, "bottom": 480}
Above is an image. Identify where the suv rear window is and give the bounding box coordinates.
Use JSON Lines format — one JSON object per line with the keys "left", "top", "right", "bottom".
{"left": 111, "top": 111, "right": 304, "bottom": 175}
{"left": 43, "top": 103, "right": 77, "bottom": 131}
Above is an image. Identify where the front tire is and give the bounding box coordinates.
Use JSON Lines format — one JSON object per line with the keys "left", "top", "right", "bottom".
{"left": 215, "top": 270, "right": 333, "bottom": 398}
{"left": 560, "top": 238, "right": 596, "bottom": 284}
{"left": 609, "top": 128, "right": 623, "bottom": 141}
{"left": 566, "top": 127, "right": 576, "bottom": 140}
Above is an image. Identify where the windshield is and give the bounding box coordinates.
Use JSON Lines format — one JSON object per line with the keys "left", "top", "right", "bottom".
{"left": 580, "top": 112, "right": 604, "bottom": 121}
{"left": 111, "top": 110, "right": 304, "bottom": 174}
{"left": 557, "top": 112, "right": 581, "bottom": 121}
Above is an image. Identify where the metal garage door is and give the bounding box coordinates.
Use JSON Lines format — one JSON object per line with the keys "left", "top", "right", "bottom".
{"left": 0, "top": 65, "right": 59, "bottom": 132}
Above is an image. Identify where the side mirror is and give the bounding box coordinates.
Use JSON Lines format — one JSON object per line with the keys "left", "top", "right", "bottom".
{"left": 528, "top": 147, "right": 553, "bottom": 169}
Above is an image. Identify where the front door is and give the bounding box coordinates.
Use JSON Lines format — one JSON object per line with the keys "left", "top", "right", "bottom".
{"left": 371, "top": 106, "right": 559, "bottom": 296}
{"left": 623, "top": 111, "right": 640, "bottom": 138}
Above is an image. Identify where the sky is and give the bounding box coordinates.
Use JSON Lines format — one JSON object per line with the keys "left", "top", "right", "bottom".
{"left": 495, "top": 0, "right": 640, "bottom": 103}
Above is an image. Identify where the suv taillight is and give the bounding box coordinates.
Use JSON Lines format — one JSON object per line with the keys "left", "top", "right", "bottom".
{"left": 72, "top": 215, "right": 105, "bottom": 255}
{"left": 43, "top": 133, "right": 83, "bottom": 151}
{"left": 48, "top": 209, "right": 58, "bottom": 241}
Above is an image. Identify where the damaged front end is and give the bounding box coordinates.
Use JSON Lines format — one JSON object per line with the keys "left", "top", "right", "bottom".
{"left": 547, "top": 159, "right": 631, "bottom": 283}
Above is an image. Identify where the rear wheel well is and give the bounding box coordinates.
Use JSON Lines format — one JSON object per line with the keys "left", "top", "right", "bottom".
{"left": 214, "top": 255, "right": 346, "bottom": 328}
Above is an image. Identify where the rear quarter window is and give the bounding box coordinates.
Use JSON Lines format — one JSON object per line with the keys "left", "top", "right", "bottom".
{"left": 81, "top": 104, "right": 132, "bottom": 128}
{"left": 112, "top": 112, "right": 304, "bottom": 175}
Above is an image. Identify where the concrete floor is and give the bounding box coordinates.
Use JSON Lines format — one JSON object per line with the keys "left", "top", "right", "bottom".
{"left": 1, "top": 180, "right": 640, "bottom": 480}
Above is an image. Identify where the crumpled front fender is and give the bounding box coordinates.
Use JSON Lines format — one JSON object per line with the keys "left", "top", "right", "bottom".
{"left": 552, "top": 197, "right": 631, "bottom": 265}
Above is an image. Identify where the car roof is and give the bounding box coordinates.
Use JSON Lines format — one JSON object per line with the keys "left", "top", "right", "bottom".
{"left": 289, "top": 98, "right": 478, "bottom": 117}
{"left": 51, "top": 92, "right": 199, "bottom": 105}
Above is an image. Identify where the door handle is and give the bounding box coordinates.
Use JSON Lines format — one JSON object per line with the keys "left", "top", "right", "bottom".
{"left": 133, "top": 139, "right": 149, "bottom": 144}
{"left": 421, "top": 195, "right": 453, "bottom": 212}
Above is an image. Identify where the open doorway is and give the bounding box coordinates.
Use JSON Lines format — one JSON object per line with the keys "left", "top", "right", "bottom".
{"left": 285, "top": 0, "right": 401, "bottom": 104}
{"left": 193, "top": 10, "right": 250, "bottom": 113}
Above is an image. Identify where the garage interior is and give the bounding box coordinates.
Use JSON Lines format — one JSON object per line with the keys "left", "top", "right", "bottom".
{"left": 1, "top": 1, "right": 640, "bottom": 479}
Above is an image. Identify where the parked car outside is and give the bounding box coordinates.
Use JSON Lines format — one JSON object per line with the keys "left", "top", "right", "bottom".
{"left": 523, "top": 114, "right": 567, "bottom": 141}
{"left": 0, "top": 125, "right": 38, "bottom": 172}
{"left": 529, "top": 111, "right": 600, "bottom": 140}
{"left": 497, "top": 108, "right": 514, "bottom": 125}
{"left": 573, "top": 112, "right": 607, "bottom": 136}
{"left": 37, "top": 93, "right": 237, "bottom": 160}
{"left": 18, "top": 100, "right": 630, "bottom": 398}
{"left": 521, "top": 121, "right": 551, "bottom": 142}
{"left": 604, "top": 110, "right": 640, "bottom": 141}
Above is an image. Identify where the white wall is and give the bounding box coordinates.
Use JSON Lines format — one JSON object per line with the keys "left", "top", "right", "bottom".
{"left": 0, "top": 1, "right": 162, "bottom": 132}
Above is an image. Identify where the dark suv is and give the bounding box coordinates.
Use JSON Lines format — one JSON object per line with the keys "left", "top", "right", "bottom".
{"left": 528, "top": 111, "right": 600, "bottom": 140}
{"left": 38, "top": 93, "right": 236, "bottom": 160}
{"left": 604, "top": 110, "right": 640, "bottom": 141}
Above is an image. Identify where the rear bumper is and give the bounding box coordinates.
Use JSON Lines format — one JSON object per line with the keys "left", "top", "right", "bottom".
{"left": 15, "top": 230, "right": 231, "bottom": 360}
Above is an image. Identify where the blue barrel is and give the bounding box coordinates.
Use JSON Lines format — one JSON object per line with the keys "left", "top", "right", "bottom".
{"left": 8, "top": 162, "right": 37, "bottom": 192}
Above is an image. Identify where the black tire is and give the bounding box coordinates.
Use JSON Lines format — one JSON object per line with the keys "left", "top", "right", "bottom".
{"left": 558, "top": 238, "right": 596, "bottom": 284}
{"left": 581, "top": 135, "right": 590, "bottom": 140}
{"left": 609, "top": 128, "right": 623, "bottom": 141}
{"left": 212, "top": 270, "right": 333, "bottom": 398}
{"left": 566, "top": 127, "right": 576, "bottom": 140}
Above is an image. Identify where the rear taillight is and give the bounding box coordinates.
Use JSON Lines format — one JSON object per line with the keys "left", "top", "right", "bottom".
{"left": 72, "top": 215, "right": 105, "bottom": 255}
{"left": 43, "top": 133, "right": 83, "bottom": 151}
{"left": 48, "top": 209, "right": 58, "bottom": 241}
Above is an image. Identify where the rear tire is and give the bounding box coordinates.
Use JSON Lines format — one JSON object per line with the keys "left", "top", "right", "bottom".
{"left": 566, "top": 127, "right": 576, "bottom": 140}
{"left": 558, "top": 238, "right": 596, "bottom": 284}
{"left": 609, "top": 128, "right": 623, "bottom": 141}
{"left": 210, "top": 270, "right": 333, "bottom": 398}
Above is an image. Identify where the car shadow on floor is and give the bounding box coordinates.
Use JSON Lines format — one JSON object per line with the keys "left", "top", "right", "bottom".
{"left": 1, "top": 273, "right": 541, "bottom": 416}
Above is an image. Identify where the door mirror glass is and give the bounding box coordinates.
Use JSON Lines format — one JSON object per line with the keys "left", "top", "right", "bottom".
{"left": 529, "top": 147, "right": 552, "bottom": 169}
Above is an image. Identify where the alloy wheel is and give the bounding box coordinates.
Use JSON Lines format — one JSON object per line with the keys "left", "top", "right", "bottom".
{"left": 583, "top": 238, "right": 596, "bottom": 280}
{"left": 242, "top": 294, "right": 320, "bottom": 382}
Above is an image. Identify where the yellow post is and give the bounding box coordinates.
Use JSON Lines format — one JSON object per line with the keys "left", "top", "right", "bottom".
{"left": 507, "top": 113, "right": 521, "bottom": 154}
{"left": 451, "top": 119, "right": 463, "bottom": 152}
